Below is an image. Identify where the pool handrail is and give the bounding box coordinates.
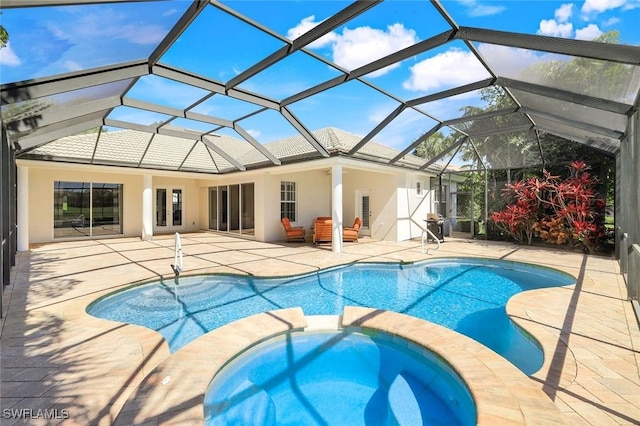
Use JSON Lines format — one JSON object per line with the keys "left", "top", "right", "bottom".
{"left": 421, "top": 228, "right": 441, "bottom": 254}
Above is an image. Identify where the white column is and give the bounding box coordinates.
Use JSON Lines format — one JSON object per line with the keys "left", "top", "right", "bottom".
{"left": 17, "top": 165, "right": 29, "bottom": 251}
{"left": 142, "top": 175, "right": 153, "bottom": 240}
{"left": 331, "top": 164, "right": 343, "bottom": 253}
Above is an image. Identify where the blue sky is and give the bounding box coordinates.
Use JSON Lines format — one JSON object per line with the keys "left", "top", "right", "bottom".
{"left": 1, "top": 0, "right": 639, "bottom": 149}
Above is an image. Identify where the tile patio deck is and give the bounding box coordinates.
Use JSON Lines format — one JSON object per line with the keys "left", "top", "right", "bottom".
{"left": 1, "top": 232, "right": 639, "bottom": 425}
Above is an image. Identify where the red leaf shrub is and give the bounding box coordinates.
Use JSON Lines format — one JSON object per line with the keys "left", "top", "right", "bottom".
{"left": 489, "top": 162, "right": 606, "bottom": 253}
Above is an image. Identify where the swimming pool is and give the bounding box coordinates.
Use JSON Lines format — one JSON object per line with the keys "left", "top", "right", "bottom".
{"left": 204, "top": 330, "right": 476, "bottom": 425}
{"left": 87, "top": 258, "right": 575, "bottom": 374}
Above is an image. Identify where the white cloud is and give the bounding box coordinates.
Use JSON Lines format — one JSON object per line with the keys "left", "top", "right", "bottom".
{"left": 602, "top": 16, "right": 621, "bottom": 26}
{"left": 118, "top": 24, "right": 166, "bottom": 45}
{"left": 246, "top": 129, "right": 261, "bottom": 139}
{"left": 287, "top": 17, "right": 418, "bottom": 77}
{"left": 332, "top": 24, "right": 418, "bottom": 76}
{"left": 0, "top": 43, "right": 21, "bottom": 66}
{"left": 581, "top": 0, "right": 626, "bottom": 14}
{"left": 63, "top": 60, "right": 82, "bottom": 72}
{"left": 163, "top": 8, "right": 180, "bottom": 17}
{"left": 457, "top": 0, "right": 506, "bottom": 17}
{"left": 468, "top": 4, "right": 507, "bottom": 17}
{"left": 575, "top": 23, "right": 604, "bottom": 40}
{"left": 537, "top": 19, "right": 574, "bottom": 37}
{"left": 402, "top": 49, "right": 490, "bottom": 92}
{"left": 48, "top": 9, "right": 165, "bottom": 46}
{"left": 555, "top": 3, "right": 574, "bottom": 21}
{"left": 286, "top": 15, "right": 338, "bottom": 49}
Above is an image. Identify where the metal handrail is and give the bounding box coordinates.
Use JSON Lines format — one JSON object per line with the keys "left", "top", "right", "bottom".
{"left": 171, "top": 232, "right": 183, "bottom": 279}
{"left": 421, "top": 228, "right": 441, "bottom": 254}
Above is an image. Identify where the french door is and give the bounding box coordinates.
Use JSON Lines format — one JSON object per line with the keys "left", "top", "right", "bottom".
{"left": 155, "top": 187, "right": 184, "bottom": 232}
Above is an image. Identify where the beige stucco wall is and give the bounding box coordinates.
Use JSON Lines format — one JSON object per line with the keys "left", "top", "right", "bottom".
{"left": 397, "top": 173, "right": 433, "bottom": 241}
{"left": 24, "top": 162, "right": 202, "bottom": 244}
{"left": 151, "top": 176, "right": 201, "bottom": 235}
{"left": 27, "top": 166, "right": 144, "bottom": 243}
{"left": 262, "top": 170, "right": 332, "bottom": 242}
{"left": 342, "top": 169, "right": 397, "bottom": 241}
{"left": 22, "top": 159, "right": 437, "bottom": 245}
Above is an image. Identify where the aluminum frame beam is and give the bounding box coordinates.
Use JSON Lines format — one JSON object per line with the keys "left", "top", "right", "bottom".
{"left": 389, "top": 123, "right": 443, "bottom": 164}
{"left": 419, "top": 137, "right": 467, "bottom": 170}
{"left": 522, "top": 107, "right": 624, "bottom": 139}
{"left": 152, "top": 65, "right": 226, "bottom": 94}
{"left": 537, "top": 126, "right": 618, "bottom": 155}
{"left": 201, "top": 135, "right": 246, "bottom": 171}
{"left": 407, "top": 78, "right": 494, "bottom": 107}
{"left": 15, "top": 111, "right": 106, "bottom": 151}
{"left": 468, "top": 123, "right": 533, "bottom": 138}
{"left": 349, "top": 104, "right": 407, "bottom": 155}
{"left": 225, "top": 0, "right": 381, "bottom": 89}
{"left": 280, "top": 107, "right": 330, "bottom": 158}
{"left": 497, "top": 77, "right": 633, "bottom": 115}
{"left": 148, "top": 0, "right": 210, "bottom": 66}
{"left": 442, "top": 107, "right": 519, "bottom": 126}
{"left": 281, "top": 30, "right": 455, "bottom": 107}
{"left": 0, "top": 0, "right": 161, "bottom": 7}
{"left": 457, "top": 26, "right": 640, "bottom": 66}
{"left": 233, "top": 123, "right": 281, "bottom": 166}
{"left": 0, "top": 61, "right": 148, "bottom": 103}
{"left": 3, "top": 96, "right": 121, "bottom": 133}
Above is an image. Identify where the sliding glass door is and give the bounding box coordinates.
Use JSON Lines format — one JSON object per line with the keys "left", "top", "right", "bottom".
{"left": 54, "top": 181, "right": 123, "bottom": 239}
{"left": 208, "top": 183, "right": 254, "bottom": 236}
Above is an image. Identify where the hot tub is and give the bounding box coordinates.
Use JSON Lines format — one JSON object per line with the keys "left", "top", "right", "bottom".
{"left": 204, "top": 330, "right": 476, "bottom": 425}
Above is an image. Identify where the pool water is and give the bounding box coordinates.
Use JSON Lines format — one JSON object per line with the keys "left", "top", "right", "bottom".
{"left": 87, "top": 258, "right": 575, "bottom": 374}
{"left": 204, "top": 331, "right": 476, "bottom": 426}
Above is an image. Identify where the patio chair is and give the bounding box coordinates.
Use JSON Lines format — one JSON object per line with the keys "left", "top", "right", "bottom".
{"left": 313, "top": 217, "right": 332, "bottom": 244}
{"left": 343, "top": 217, "right": 362, "bottom": 242}
{"left": 281, "top": 217, "right": 306, "bottom": 242}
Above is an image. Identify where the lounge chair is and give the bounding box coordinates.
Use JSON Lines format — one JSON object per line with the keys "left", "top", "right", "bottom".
{"left": 343, "top": 217, "right": 362, "bottom": 242}
{"left": 313, "top": 217, "right": 362, "bottom": 244}
{"left": 281, "top": 217, "right": 306, "bottom": 242}
{"left": 313, "top": 217, "right": 332, "bottom": 244}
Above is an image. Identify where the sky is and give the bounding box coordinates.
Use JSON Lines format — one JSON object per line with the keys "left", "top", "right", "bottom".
{"left": 1, "top": 0, "right": 639, "bottom": 152}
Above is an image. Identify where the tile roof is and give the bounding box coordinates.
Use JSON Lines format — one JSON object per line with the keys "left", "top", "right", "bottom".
{"left": 25, "top": 127, "right": 436, "bottom": 173}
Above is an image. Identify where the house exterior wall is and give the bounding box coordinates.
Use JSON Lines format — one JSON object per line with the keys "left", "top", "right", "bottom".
{"left": 262, "top": 170, "right": 331, "bottom": 242}
{"left": 343, "top": 169, "right": 398, "bottom": 241}
{"left": 397, "top": 173, "right": 432, "bottom": 241}
{"left": 22, "top": 159, "right": 437, "bottom": 245}
{"left": 151, "top": 176, "right": 201, "bottom": 234}
{"left": 24, "top": 163, "right": 202, "bottom": 244}
{"left": 27, "top": 166, "right": 144, "bottom": 243}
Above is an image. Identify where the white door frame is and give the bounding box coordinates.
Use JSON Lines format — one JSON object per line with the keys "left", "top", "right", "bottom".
{"left": 355, "top": 190, "right": 371, "bottom": 236}
{"left": 154, "top": 186, "right": 185, "bottom": 233}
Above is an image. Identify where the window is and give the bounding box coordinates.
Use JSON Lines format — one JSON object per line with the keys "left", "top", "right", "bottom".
{"left": 416, "top": 181, "right": 422, "bottom": 196}
{"left": 54, "top": 181, "right": 123, "bottom": 238}
{"left": 430, "top": 177, "right": 448, "bottom": 217}
{"left": 281, "top": 181, "right": 296, "bottom": 221}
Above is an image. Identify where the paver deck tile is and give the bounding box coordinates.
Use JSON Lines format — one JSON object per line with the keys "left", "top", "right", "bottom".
{"left": 1, "top": 234, "right": 638, "bottom": 424}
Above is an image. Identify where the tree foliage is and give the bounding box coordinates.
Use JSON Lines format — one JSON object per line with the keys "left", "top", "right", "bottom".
{"left": 412, "top": 130, "right": 456, "bottom": 160}
{"left": 0, "top": 13, "right": 8, "bottom": 48}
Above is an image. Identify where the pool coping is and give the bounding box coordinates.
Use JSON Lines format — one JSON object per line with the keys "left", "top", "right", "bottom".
{"left": 113, "top": 306, "right": 568, "bottom": 425}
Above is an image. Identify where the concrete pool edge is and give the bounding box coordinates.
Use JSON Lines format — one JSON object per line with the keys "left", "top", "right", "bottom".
{"left": 113, "top": 307, "right": 568, "bottom": 425}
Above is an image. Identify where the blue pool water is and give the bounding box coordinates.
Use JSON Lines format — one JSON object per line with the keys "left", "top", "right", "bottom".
{"left": 87, "top": 258, "right": 575, "bottom": 374}
{"left": 204, "top": 331, "right": 476, "bottom": 426}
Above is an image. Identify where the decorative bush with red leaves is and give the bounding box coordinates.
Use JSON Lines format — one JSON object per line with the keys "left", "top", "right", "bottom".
{"left": 490, "top": 161, "right": 606, "bottom": 253}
